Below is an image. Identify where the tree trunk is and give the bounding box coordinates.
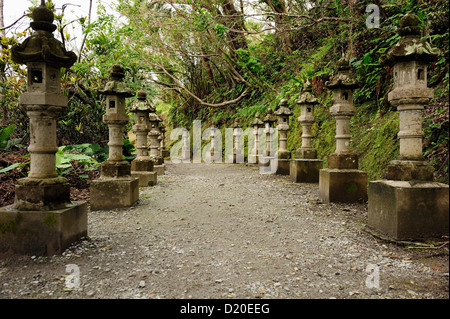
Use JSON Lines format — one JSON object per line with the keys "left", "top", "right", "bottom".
{"left": 264, "top": 0, "right": 293, "bottom": 55}
{"left": 0, "top": 0, "right": 7, "bottom": 125}
{"left": 221, "top": 0, "right": 248, "bottom": 52}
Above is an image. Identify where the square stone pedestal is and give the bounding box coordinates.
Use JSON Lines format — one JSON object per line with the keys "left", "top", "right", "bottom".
{"left": 276, "top": 159, "right": 290, "bottom": 175}
{"left": 0, "top": 202, "right": 88, "bottom": 257}
{"left": 90, "top": 177, "right": 139, "bottom": 211}
{"left": 131, "top": 159, "right": 157, "bottom": 187}
{"left": 154, "top": 164, "right": 165, "bottom": 176}
{"left": 162, "top": 149, "right": 170, "bottom": 158}
{"left": 367, "top": 180, "right": 449, "bottom": 241}
{"left": 319, "top": 168, "right": 368, "bottom": 203}
{"left": 290, "top": 159, "right": 323, "bottom": 183}
{"left": 247, "top": 154, "right": 259, "bottom": 165}
{"left": 131, "top": 171, "right": 157, "bottom": 187}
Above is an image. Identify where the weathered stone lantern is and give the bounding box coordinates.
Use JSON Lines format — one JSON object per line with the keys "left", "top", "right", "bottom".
{"left": 148, "top": 112, "right": 165, "bottom": 175}
{"left": 290, "top": 79, "right": 323, "bottom": 183}
{"left": 0, "top": 0, "right": 87, "bottom": 256}
{"left": 90, "top": 64, "right": 139, "bottom": 211}
{"left": 129, "top": 90, "right": 157, "bottom": 187}
{"left": 159, "top": 122, "right": 169, "bottom": 158}
{"left": 319, "top": 58, "right": 367, "bottom": 203}
{"left": 368, "top": 12, "right": 448, "bottom": 241}
{"left": 274, "top": 99, "right": 293, "bottom": 174}
{"left": 259, "top": 108, "right": 277, "bottom": 168}
{"left": 249, "top": 112, "right": 264, "bottom": 164}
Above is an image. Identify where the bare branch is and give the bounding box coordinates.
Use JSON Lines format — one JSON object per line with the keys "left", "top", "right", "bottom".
{"left": 0, "top": 13, "right": 28, "bottom": 31}
{"left": 150, "top": 59, "right": 249, "bottom": 108}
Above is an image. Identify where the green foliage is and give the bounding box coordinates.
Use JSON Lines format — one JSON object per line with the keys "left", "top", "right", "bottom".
{"left": 0, "top": 125, "right": 16, "bottom": 149}
{"left": 55, "top": 145, "right": 100, "bottom": 176}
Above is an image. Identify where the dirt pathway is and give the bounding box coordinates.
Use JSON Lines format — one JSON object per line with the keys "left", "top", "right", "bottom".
{"left": 0, "top": 162, "right": 448, "bottom": 299}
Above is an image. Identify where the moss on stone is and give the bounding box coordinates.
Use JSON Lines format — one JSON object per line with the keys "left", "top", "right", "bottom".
{"left": 43, "top": 214, "right": 59, "bottom": 229}
{"left": 0, "top": 214, "right": 23, "bottom": 234}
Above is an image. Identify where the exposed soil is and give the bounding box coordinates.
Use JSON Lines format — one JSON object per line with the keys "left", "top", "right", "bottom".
{"left": 0, "top": 162, "right": 448, "bottom": 299}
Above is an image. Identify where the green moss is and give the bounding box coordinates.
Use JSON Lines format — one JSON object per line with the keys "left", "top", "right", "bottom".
{"left": 0, "top": 214, "right": 23, "bottom": 234}
{"left": 344, "top": 182, "right": 358, "bottom": 194}
{"left": 43, "top": 214, "right": 59, "bottom": 229}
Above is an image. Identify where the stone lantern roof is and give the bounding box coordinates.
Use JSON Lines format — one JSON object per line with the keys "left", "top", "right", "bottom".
{"left": 149, "top": 112, "right": 162, "bottom": 123}
{"left": 251, "top": 112, "right": 264, "bottom": 126}
{"left": 129, "top": 90, "right": 155, "bottom": 113}
{"left": 263, "top": 108, "right": 277, "bottom": 124}
{"left": 325, "top": 58, "right": 359, "bottom": 90}
{"left": 274, "top": 99, "right": 293, "bottom": 116}
{"left": 11, "top": 0, "right": 77, "bottom": 68}
{"left": 380, "top": 12, "right": 440, "bottom": 66}
{"left": 98, "top": 64, "right": 134, "bottom": 97}
{"left": 297, "top": 79, "right": 318, "bottom": 105}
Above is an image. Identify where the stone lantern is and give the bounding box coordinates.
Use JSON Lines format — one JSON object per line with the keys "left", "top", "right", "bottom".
{"left": 368, "top": 12, "right": 448, "bottom": 241}
{"left": 159, "top": 122, "right": 169, "bottom": 158}
{"left": 259, "top": 108, "right": 277, "bottom": 168}
{"left": 249, "top": 112, "right": 264, "bottom": 164}
{"left": 0, "top": 0, "right": 87, "bottom": 256}
{"left": 148, "top": 112, "right": 165, "bottom": 175}
{"left": 274, "top": 99, "right": 293, "bottom": 174}
{"left": 319, "top": 58, "right": 367, "bottom": 203}
{"left": 90, "top": 64, "right": 139, "bottom": 211}
{"left": 129, "top": 90, "right": 157, "bottom": 187}
{"left": 290, "top": 79, "right": 323, "bottom": 183}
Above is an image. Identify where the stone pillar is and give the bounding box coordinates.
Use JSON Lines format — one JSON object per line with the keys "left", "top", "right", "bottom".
{"left": 159, "top": 122, "right": 170, "bottom": 158}
{"left": 259, "top": 109, "right": 277, "bottom": 168}
{"left": 129, "top": 90, "right": 157, "bottom": 187}
{"left": 0, "top": 1, "right": 87, "bottom": 257}
{"left": 274, "top": 99, "right": 293, "bottom": 175}
{"left": 249, "top": 112, "right": 264, "bottom": 164}
{"left": 319, "top": 58, "right": 367, "bottom": 203}
{"left": 367, "top": 12, "right": 448, "bottom": 241}
{"left": 90, "top": 64, "right": 139, "bottom": 211}
{"left": 149, "top": 112, "right": 165, "bottom": 175}
{"left": 290, "top": 79, "right": 323, "bottom": 183}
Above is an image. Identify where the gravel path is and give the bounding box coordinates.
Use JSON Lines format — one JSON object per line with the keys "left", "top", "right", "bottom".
{"left": 0, "top": 162, "right": 448, "bottom": 299}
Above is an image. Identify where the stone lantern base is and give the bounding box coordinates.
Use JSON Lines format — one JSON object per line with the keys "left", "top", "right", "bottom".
{"left": 247, "top": 154, "right": 259, "bottom": 165}
{"left": 152, "top": 156, "right": 165, "bottom": 176}
{"left": 161, "top": 149, "right": 170, "bottom": 158}
{"left": 276, "top": 159, "right": 291, "bottom": 175}
{"left": 290, "top": 148, "right": 323, "bottom": 183}
{"left": 0, "top": 202, "right": 88, "bottom": 257}
{"left": 0, "top": 176, "right": 88, "bottom": 257}
{"left": 319, "top": 152, "right": 367, "bottom": 203}
{"left": 275, "top": 151, "right": 291, "bottom": 175}
{"left": 385, "top": 160, "right": 434, "bottom": 181}
{"left": 90, "top": 178, "right": 139, "bottom": 211}
{"left": 290, "top": 159, "right": 323, "bottom": 183}
{"left": 319, "top": 168, "right": 368, "bottom": 203}
{"left": 367, "top": 180, "right": 449, "bottom": 241}
{"left": 131, "top": 158, "right": 157, "bottom": 187}
{"left": 90, "top": 161, "right": 139, "bottom": 211}
{"left": 153, "top": 164, "right": 165, "bottom": 176}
